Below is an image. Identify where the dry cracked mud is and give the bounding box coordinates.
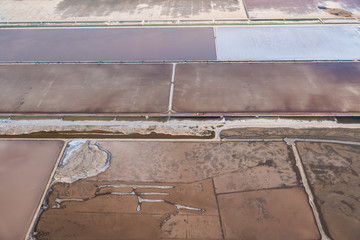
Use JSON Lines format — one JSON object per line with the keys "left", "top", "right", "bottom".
{"left": 218, "top": 187, "right": 320, "bottom": 239}
{"left": 32, "top": 140, "right": 312, "bottom": 239}
{"left": 298, "top": 142, "right": 360, "bottom": 240}
{"left": 35, "top": 179, "right": 221, "bottom": 239}
{"left": 318, "top": 6, "right": 353, "bottom": 17}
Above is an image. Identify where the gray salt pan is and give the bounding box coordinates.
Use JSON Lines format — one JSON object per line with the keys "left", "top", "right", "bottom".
{"left": 216, "top": 25, "right": 360, "bottom": 61}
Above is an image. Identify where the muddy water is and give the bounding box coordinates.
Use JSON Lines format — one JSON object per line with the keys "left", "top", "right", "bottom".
{"left": 0, "top": 130, "right": 215, "bottom": 139}
{"left": 0, "top": 140, "right": 64, "bottom": 240}
{"left": 220, "top": 127, "right": 360, "bottom": 142}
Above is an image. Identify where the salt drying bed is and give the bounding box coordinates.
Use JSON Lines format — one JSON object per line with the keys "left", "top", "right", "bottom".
{"left": 215, "top": 25, "right": 360, "bottom": 61}
{"left": 0, "top": 62, "right": 359, "bottom": 115}
{"left": 0, "top": 27, "right": 216, "bottom": 61}
{"left": 1, "top": 26, "right": 360, "bottom": 62}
